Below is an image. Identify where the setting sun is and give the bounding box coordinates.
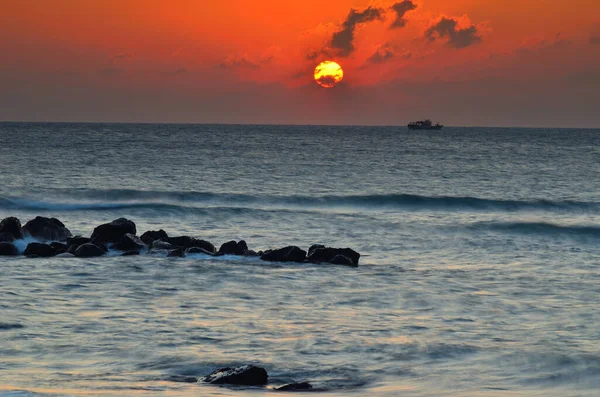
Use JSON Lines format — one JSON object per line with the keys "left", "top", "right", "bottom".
{"left": 314, "top": 61, "right": 344, "bottom": 88}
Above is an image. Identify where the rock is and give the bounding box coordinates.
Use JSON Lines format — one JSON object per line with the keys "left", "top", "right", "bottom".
{"left": 140, "top": 229, "right": 169, "bottom": 245}
{"left": 74, "top": 243, "right": 105, "bottom": 258}
{"left": 90, "top": 238, "right": 108, "bottom": 252}
{"left": 0, "top": 217, "right": 23, "bottom": 240}
{"left": 167, "top": 249, "right": 185, "bottom": 257}
{"left": 203, "top": 365, "right": 268, "bottom": 386}
{"left": 218, "top": 240, "right": 246, "bottom": 256}
{"left": 0, "top": 242, "right": 19, "bottom": 256}
{"left": 147, "top": 249, "right": 169, "bottom": 255}
{"left": 185, "top": 246, "right": 214, "bottom": 256}
{"left": 122, "top": 250, "right": 140, "bottom": 256}
{"left": 308, "top": 244, "right": 325, "bottom": 257}
{"left": 22, "top": 216, "right": 72, "bottom": 241}
{"left": 330, "top": 255, "right": 355, "bottom": 266}
{"left": 67, "top": 244, "right": 79, "bottom": 255}
{"left": 150, "top": 240, "right": 173, "bottom": 250}
{"left": 66, "top": 236, "right": 91, "bottom": 248}
{"left": 243, "top": 250, "right": 259, "bottom": 257}
{"left": 307, "top": 247, "right": 360, "bottom": 266}
{"left": 90, "top": 218, "right": 136, "bottom": 244}
{"left": 166, "top": 236, "right": 215, "bottom": 253}
{"left": 261, "top": 246, "right": 307, "bottom": 263}
{"left": 23, "top": 242, "right": 56, "bottom": 257}
{"left": 114, "top": 233, "right": 146, "bottom": 251}
{"left": 55, "top": 252, "right": 75, "bottom": 258}
{"left": 49, "top": 242, "right": 68, "bottom": 255}
{"left": 275, "top": 382, "right": 313, "bottom": 391}
{"left": 0, "top": 232, "right": 15, "bottom": 243}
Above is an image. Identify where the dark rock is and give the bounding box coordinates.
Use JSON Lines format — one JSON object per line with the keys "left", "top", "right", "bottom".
{"left": 330, "top": 255, "right": 355, "bottom": 267}
{"left": 23, "top": 242, "right": 56, "bottom": 257}
{"left": 67, "top": 244, "right": 79, "bottom": 255}
{"left": 167, "top": 249, "right": 185, "bottom": 257}
{"left": 243, "top": 250, "right": 259, "bottom": 257}
{"left": 0, "top": 242, "right": 19, "bottom": 256}
{"left": 22, "top": 216, "right": 72, "bottom": 241}
{"left": 150, "top": 240, "right": 173, "bottom": 250}
{"left": 66, "top": 236, "right": 91, "bottom": 248}
{"left": 90, "top": 238, "right": 108, "bottom": 252}
{"left": 49, "top": 242, "right": 67, "bottom": 255}
{"left": 0, "top": 232, "right": 15, "bottom": 243}
{"left": 122, "top": 250, "right": 140, "bottom": 256}
{"left": 55, "top": 252, "right": 75, "bottom": 258}
{"left": 203, "top": 365, "right": 268, "bottom": 386}
{"left": 261, "top": 246, "right": 307, "bottom": 263}
{"left": 218, "top": 240, "right": 245, "bottom": 256}
{"left": 166, "top": 236, "right": 215, "bottom": 253}
{"left": 114, "top": 233, "right": 147, "bottom": 251}
{"left": 307, "top": 247, "right": 360, "bottom": 266}
{"left": 0, "top": 217, "right": 23, "bottom": 240}
{"left": 90, "top": 218, "right": 136, "bottom": 244}
{"left": 275, "top": 382, "right": 313, "bottom": 391}
{"left": 185, "top": 246, "right": 214, "bottom": 256}
{"left": 147, "top": 249, "right": 169, "bottom": 255}
{"left": 140, "top": 229, "right": 169, "bottom": 246}
{"left": 74, "top": 243, "right": 105, "bottom": 258}
{"left": 308, "top": 244, "right": 325, "bottom": 257}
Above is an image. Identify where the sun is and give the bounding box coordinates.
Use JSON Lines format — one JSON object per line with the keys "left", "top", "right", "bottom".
{"left": 314, "top": 61, "right": 344, "bottom": 88}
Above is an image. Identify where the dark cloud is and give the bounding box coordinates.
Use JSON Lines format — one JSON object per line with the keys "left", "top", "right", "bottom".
{"left": 367, "top": 45, "right": 394, "bottom": 64}
{"left": 331, "top": 7, "right": 383, "bottom": 56}
{"left": 425, "top": 17, "right": 481, "bottom": 49}
{"left": 316, "top": 75, "right": 338, "bottom": 88}
{"left": 390, "top": 1, "right": 417, "bottom": 28}
{"left": 218, "top": 55, "right": 260, "bottom": 70}
{"left": 306, "top": 50, "right": 319, "bottom": 61}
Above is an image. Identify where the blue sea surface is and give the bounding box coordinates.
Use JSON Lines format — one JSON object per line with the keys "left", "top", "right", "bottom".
{"left": 1, "top": 123, "right": 599, "bottom": 396}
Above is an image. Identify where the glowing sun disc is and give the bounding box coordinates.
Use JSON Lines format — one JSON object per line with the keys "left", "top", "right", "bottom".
{"left": 314, "top": 61, "right": 344, "bottom": 88}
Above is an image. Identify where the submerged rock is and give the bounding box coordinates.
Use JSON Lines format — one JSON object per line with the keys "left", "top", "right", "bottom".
{"left": 307, "top": 247, "right": 360, "bottom": 266}
{"left": 218, "top": 240, "right": 247, "bottom": 256}
{"left": 275, "top": 382, "right": 313, "bottom": 391}
{"left": 185, "top": 246, "right": 214, "bottom": 256}
{"left": 0, "top": 217, "right": 23, "bottom": 240}
{"left": 0, "top": 242, "right": 19, "bottom": 256}
{"left": 114, "top": 233, "right": 146, "bottom": 251}
{"left": 167, "top": 248, "right": 185, "bottom": 257}
{"left": 330, "top": 254, "right": 355, "bottom": 267}
{"left": 22, "top": 216, "right": 72, "bottom": 242}
{"left": 167, "top": 236, "right": 215, "bottom": 253}
{"left": 23, "top": 242, "right": 56, "bottom": 257}
{"left": 261, "top": 246, "right": 307, "bottom": 263}
{"left": 90, "top": 218, "right": 136, "bottom": 244}
{"left": 203, "top": 365, "right": 268, "bottom": 386}
{"left": 140, "top": 229, "right": 169, "bottom": 246}
{"left": 55, "top": 252, "right": 75, "bottom": 258}
{"left": 74, "top": 243, "right": 105, "bottom": 258}
{"left": 150, "top": 240, "right": 173, "bottom": 250}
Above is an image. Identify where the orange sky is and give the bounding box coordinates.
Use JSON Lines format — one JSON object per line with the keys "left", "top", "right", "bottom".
{"left": 1, "top": 0, "right": 599, "bottom": 126}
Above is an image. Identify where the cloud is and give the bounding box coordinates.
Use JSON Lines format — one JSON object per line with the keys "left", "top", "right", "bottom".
{"left": 331, "top": 6, "right": 383, "bottom": 56}
{"left": 218, "top": 55, "right": 260, "bottom": 70}
{"left": 367, "top": 44, "right": 395, "bottom": 64}
{"left": 425, "top": 17, "right": 481, "bottom": 49}
{"left": 306, "top": 50, "right": 319, "bottom": 61}
{"left": 390, "top": 1, "right": 417, "bottom": 29}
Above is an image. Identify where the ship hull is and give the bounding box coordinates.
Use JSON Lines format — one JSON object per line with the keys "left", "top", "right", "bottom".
{"left": 407, "top": 125, "right": 443, "bottom": 130}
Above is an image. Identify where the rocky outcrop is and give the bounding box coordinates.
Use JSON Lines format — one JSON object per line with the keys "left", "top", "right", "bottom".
{"left": 185, "top": 246, "right": 214, "bottom": 256}
{"left": 218, "top": 240, "right": 247, "bottom": 256}
{"left": 22, "top": 216, "right": 72, "bottom": 241}
{"left": 261, "top": 246, "right": 307, "bottom": 263}
{"left": 0, "top": 242, "right": 19, "bottom": 256}
{"left": 66, "top": 236, "right": 91, "bottom": 248}
{"left": 90, "top": 218, "right": 136, "bottom": 244}
{"left": 150, "top": 240, "right": 172, "bottom": 250}
{"left": 167, "top": 249, "right": 185, "bottom": 257}
{"left": 23, "top": 242, "right": 57, "bottom": 257}
{"left": 0, "top": 233, "right": 15, "bottom": 243}
{"left": 0, "top": 217, "right": 23, "bottom": 240}
{"left": 122, "top": 250, "right": 140, "bottom": 256}
{"left": 307, "top": 246, "right": 360, "bottom": 266}
{"left": 275, "top": 382, "right": 313, "bottom": 391}
{"left": 49, "top": 242, "right": 68, "bottom": 255}
{"left": 140, "top": 229, "right": 169, "bottom": 245}
{"left": 203, "top": 365, "right": 268, "bottom": 386}
{"left": 74, "top": 243, "right": 105, "bottom": 258}
{"left": 167, "top": 236, "right": 215, "bottom": 253}
{"left": 114, "top": 233, "right": 146, "bottom": 251}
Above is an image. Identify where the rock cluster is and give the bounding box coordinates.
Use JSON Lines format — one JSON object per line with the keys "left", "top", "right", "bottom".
{"left": 0, "top": 216, "right": 360, "bottom": 266}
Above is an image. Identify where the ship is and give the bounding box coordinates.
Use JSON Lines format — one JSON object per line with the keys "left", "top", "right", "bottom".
{"left": 407, "top": 119, "right": 443, "bottom": 130}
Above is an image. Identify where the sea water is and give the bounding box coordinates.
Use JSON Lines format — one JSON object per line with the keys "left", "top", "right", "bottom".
{"left": 0, "top": 123, "right": 599, "bottom": 396}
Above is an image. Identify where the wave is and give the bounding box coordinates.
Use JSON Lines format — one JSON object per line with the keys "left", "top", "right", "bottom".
{"left": 472, "top": 221, "right": 600, "bottom": 238}
{"left": 1, "top": 190, "right": 599, "bottom": 213}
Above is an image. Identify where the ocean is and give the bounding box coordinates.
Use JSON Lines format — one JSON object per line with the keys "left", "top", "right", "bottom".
{"left": 1, "top": 122, "right": 599, "bottom": 396}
